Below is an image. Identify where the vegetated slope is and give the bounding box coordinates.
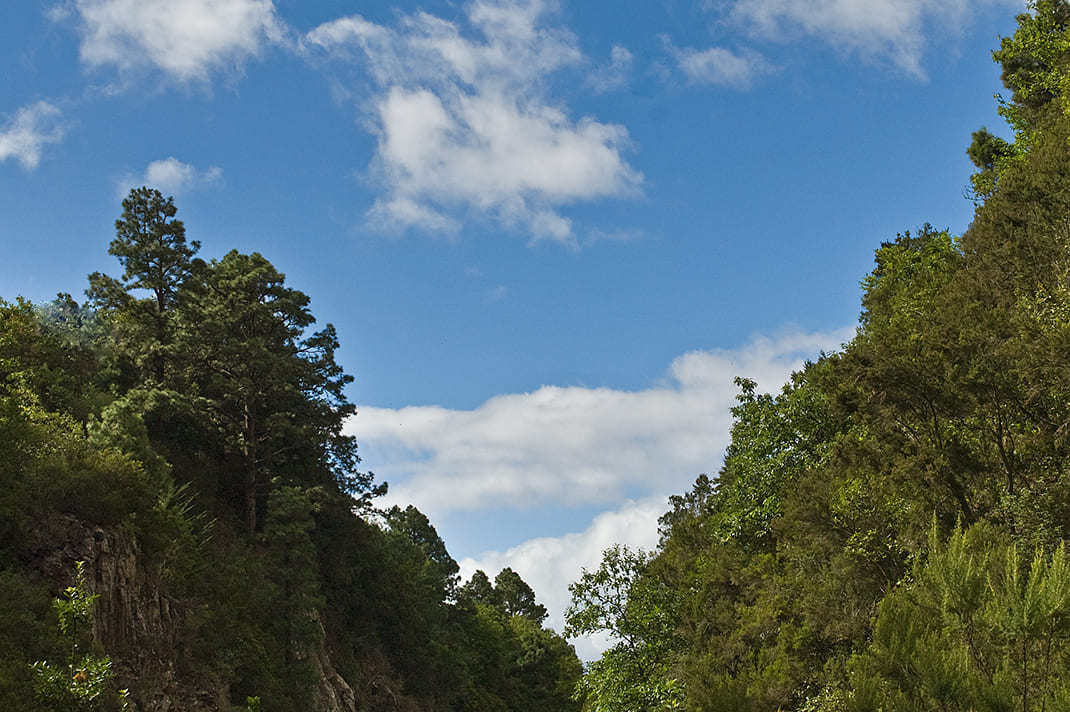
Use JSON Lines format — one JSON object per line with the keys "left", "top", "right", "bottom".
{"left": 0, "top": 189, "right": 581, "bottom": 712}
{"left": 566, "top": 2, "right": 1070, "bottom": 710}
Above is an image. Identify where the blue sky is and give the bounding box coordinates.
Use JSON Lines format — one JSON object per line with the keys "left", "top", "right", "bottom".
{"left": 2, "top": 0, "right": 1025, "bottom": 656}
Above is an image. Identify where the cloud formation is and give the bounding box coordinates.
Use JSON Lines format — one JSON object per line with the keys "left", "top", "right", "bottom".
{"left": 354, "top": 327, "right": 854, "bottom": 521}
{"left": 376, "top": 327, "right": 847, "bottom": 659}
{"left": 586, "top": 45, "right": 635, "bottom": 92}
{"left": 721, "top": 0, "right": 1022, "bottom": 77}
{"left": 459, "top": 496, "right": 666, "bottom": 658}
{"left": 118, "top": 157, "right": 222, "bottom": 197}
{"left": 71, "top": 0, "right": 283, "bottom": 82}
{"left": 0, "top": 101, "right": 66, "bottom": 170}
{"left": 145, "top": 157, "right": 222, "bottom": 193}
{"left": 304, "top": 0, "right": 642, "bottom": 243}
{"left": 669, "top": 43, "right": 775, "bottom": 88}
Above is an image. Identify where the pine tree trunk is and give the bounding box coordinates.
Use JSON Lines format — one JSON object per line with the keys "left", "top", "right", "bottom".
{"left": 244, "top": 400, "right": 258, "bottom": 536}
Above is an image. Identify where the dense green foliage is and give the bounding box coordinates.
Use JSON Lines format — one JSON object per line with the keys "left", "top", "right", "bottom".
{"left": 31, "top": 561, "right": 130, "bottom": 711}
{"left": 12, "top": 3, "right": 1070, "bottom": 709}
{"left": 570, "top": 2, "right": 1070, "bottom": 709}
{"left": 0, "top": 190, "right": 580, "bottom": 710}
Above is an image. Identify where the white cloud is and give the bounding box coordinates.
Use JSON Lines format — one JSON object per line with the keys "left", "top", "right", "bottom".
{"left": 721, "top": 0, "right": 1023, "bottom": 77}
{"left": 0, "top": 101, "right": 66, "bottom": 170}
{"left": 353, "top": 327, "right": 854, "bottom": 520}
{"left": 356, "top": 326, "right": 854, "bottom": 660}
{"left": 119, "top": 157, "right": 222, "bottom": 196}
{"left": 586, "top": 45, "right": 634, "bottom": 92}
{"left": 459, "top": 496, "right": 666, "bottom": 659}
{"left": 71, "top": 0, "right": 284, "bottom": 82}
{"left": 146, "top": 157, "right": 222, "bottom": 192}
{"left": 392, "top": 327, "right": 851, "bottom": 660}
{"left": 368, "top": 194, "right": 461, "bottom": 235}
{"left": 670, "top": 44, "right": 775, "bottom": 88}
{"left": 304, "top": 0, "right": 642, "bottom": 243}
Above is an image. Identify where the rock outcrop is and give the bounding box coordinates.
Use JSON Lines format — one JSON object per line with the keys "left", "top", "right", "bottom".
{"left": 30, "top": 514, "right": 360, "bottom": 712}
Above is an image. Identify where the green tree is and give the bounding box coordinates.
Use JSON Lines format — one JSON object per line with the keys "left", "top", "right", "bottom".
{"left": 967, "top": 1, "right": 1070, "bottom": 197}
{"left": 87, "top": 187, "right": 202, "bottom": 386}
{"left": 967, "top": 127, "right": 1017, "bottom": 198}
{"left": 1, "top": 184, "right": 596, "bottom": 712}
{"left": 846, "top": 226, "right": 984, "bottom": 527}
{"left": 107, "top": 187, "right": 200, "bottom": 313}
{"left": 459, "top": 569, "right": 496, "bottom": 605}
{"left": 1, "top": 297, "right": 103, "bottom": 420}
{"left": 494, "top": 568, "right": 548, "bottom": 624}
{"left": 459, "top": 568, "right": 549, "bottom": 624}
{"left": 31, "top": 562, "right": 130, "bottom": 712}
{"left": 86, "top": 394, "right": 172, "bottom": 495}
{"left": 850, "top": 523, "right": 1070, "bottom": 712}
{"left": 567, "top": 545, "right": 683, "bottom": 711}
{"left": 711, "top": 372, "right": 839, "bottom": 549}
{"left": 385, "top": 505, "right": 459, "bottom": 599}
{"left": 262, "top": 486, "right": 325, "bottom": 707}
{"left": 505, "top": 614, "right": 583, "bottom": 712}
{"left": 175, "top": 248, "right": 380, "bottom": 532}
{"left": 993, "top": 0, "right": 1070, "bottom": 138}
{"left": 181, "top": 249, "right": 320, "bottom": 533}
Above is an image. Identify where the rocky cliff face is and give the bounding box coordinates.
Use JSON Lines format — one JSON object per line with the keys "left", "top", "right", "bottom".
{"left": 309, "top": 631, "right": 358, "bottom": 712}
{"left": 30, "top": 514, "right": 220, "bottom": 710}
{"left": 30, "top": 514, "right": 359, "bottom": 712}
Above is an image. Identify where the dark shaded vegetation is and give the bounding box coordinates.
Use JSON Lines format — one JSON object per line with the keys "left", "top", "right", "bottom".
{"left": 567, "top": 2, "right": 1070, "bottom": 709}
{"left": 11, "top": 2, "right": 1070, "bottom": 709}
{"left": 0, "top": 188, "right": 580, "bottom": 711}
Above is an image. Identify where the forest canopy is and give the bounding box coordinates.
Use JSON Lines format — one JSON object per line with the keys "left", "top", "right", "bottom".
{"left": 7, "top": 2, "right": 1070, "bottom": 711}
{"left": 0, "top": 188, "right": 581, "bottom": 712}
{"left": 566, "top": 1, "right": 1070, "bottom": 709}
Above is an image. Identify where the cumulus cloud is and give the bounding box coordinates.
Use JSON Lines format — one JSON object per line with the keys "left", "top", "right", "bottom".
{"left": 71, "top": 0, "right": 284, "bottom": 82}
{"left": 0, "top": 101, "right": 67, "bottom": 170}
{"left": 303, "top": 0, "right": 642, "bottom": 243}
{"left": 355, "top": 326, "right": 854, "bottom": 659}
{"left": 119, "top": 157, "right": 222, "bottom": 196}
{"left": 353, "top": 326, "right": 854, "bottom": 520}
{"left": 669, "top": 43, "right": 775, "bottom": 88}
{"left": 720, "top": 0, "right": 1023, "bottom": 77}
{"left": 459, "top": 496, "right": 666, "bottom": 658}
